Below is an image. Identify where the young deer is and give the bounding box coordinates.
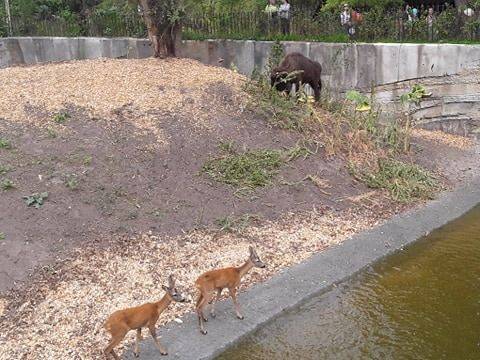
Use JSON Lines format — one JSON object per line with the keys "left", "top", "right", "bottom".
{"left": 103, "top": 275, "right": 185, "bottom": 359}
{"left": 195, "top": 246, "right": 266, "bottom": 335}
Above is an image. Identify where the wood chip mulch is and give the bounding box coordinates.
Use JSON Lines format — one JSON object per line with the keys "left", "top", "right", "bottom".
{"left": 0, "top": 203, "right": 399, "bottom": 360}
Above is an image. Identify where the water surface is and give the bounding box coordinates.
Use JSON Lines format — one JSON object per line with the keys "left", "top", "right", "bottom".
{"left": 217, "top": 205, "right": 480, "bottom": 360}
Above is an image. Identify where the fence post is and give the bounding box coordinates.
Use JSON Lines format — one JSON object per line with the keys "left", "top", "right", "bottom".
{"left": 4, "top": 0, "right": 13, "bottom": 36}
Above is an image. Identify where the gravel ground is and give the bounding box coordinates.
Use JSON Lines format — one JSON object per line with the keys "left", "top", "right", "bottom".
{"left": 0, "top": 205, "right": 400, "bottom": 360}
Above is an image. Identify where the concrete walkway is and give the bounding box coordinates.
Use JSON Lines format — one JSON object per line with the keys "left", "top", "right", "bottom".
{"left": 126, "top": 177, "right": 480, "bottom": 360}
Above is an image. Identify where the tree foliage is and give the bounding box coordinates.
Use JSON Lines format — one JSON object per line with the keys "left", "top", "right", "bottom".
{"left": 322, "top": 0, "right": 404, "bottom": 11}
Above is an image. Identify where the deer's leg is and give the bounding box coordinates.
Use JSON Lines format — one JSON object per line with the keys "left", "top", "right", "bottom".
{"left": 197, "top": 291, "right": 213, "bottom": 335}
{"left": 196, "top": 292, "right": 207, "bottom": 334}
{"left": 148, "top": 324, "right": 168, "bottom": 356}
{"left": 196, "top": 293, "right": 207, "bottom": 322}
{"left": 203, "top": 291, "right": 215, "bottom": 322}
{"left": 104, "top": 329, "right": 126, "bottom": 360}
{"left": 133, "top": 328, "right": 142, "bottom": 357}
{"left": 210, "top": 288, "right": 222, "bottom": 318}
{"left": 229, "top": 287, "right": 244, "bottom": 320}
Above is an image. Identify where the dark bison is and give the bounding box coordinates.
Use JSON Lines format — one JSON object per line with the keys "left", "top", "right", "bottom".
{"left": 270, "top": 52, "right": 322, "bottom": 100}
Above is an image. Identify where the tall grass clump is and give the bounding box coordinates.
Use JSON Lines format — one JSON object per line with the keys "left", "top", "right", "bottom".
{"left": 350, "top": 158, "right": 439, "bottom": 202}
{"left": 202, "top": 141, "right": 315, "bottom": 192}
{"left": 202, "top": 147, "right": 283, "bottom": 190}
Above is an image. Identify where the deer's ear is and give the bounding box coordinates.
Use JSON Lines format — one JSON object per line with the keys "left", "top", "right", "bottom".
{"left": 249, "top": 246, "right": 254, "bottom": 254}
{"left": 168, "top": 274, "right": 175, "bottom": 287}
{"left": 162, "top": 285, "right": 169, "bottom": 292}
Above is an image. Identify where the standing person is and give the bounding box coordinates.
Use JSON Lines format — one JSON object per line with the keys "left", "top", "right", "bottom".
{"left": 265, "top": 0, "right": 279, "bottom": 34}
{"left": 396, "top": 6, "right": 405, "bottom": 41}
{"left": 265, "top": 0, "right": 278, "bottom": 19}
{"left": 405, "top": 4, "right": 413, "bottom": 23}
{"left": 404, "top": 4, "right": 413, "bottom": 37}
{"left": 420, "top": 4, "right": 425, "bottom": 17}
{"left": 426, "top": 7, "right": 435, "bottom": 41}
{"left": 279, "top": 0, "right": 291, "bottom": 35}
{"left": 411, "top": 6, "right": 419, "bottom": 20}
{"left": 340, "top": 4, "right": 355, "bottom": 39}
{"left": 352, "top": 8, "right": 363, "bottom": 24}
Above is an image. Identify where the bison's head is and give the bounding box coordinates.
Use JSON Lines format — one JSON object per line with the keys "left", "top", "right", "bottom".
{"left": 270, "top": 69, "right": 289, "bottom": 92}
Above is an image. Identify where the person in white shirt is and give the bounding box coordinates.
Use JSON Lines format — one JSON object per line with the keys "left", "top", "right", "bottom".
{"left": 279, "top": 0, "right": 291, "bottom": 35}
{"left": 340, "top": 3, "right": 354, "bottom": 39}
{"left": 264, "top": 0, "right": 279, "bottom": 33}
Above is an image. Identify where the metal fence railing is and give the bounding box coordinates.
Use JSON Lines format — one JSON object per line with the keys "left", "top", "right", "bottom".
{"left": 2, "top": 6, "right": 480, "bottom": 43}
{"left": 183, "top": 7, "right": 480, "bottom": 43}
{"left": 3, "top": 15, "right": 145, "bottom": 38}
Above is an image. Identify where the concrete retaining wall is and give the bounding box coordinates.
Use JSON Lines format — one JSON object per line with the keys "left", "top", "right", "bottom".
{"left": 1, "top": 37, "right": 479, "bottom": 137}
{"left": 177, "top": 40, "right": 480, "bottom": 91}
{"left": 0, "top": 37, "right": 152, "bottom": 68}
{"left": 3, "top": 37, "right": 480, "bottom": 91}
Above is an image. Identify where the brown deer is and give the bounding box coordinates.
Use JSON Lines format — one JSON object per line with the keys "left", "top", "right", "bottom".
{"left": 103, "top": 275, "right": 186, "bottom": 359}
{"left": 195, "top": 246, "right": 266, "bottom": 335}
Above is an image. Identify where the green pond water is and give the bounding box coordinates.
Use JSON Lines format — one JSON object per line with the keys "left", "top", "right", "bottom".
{"left": 217, "top": 205, "right": 480, "bottom": 360}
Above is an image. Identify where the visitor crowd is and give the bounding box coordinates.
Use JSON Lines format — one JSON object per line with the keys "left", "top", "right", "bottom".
{"left": 261, "top": 1, "right": 478, "bottom": 41}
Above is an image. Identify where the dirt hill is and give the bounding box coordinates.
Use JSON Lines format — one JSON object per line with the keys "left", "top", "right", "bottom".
{"left": 0, "top": 58, "right": 478, "bottom": 359}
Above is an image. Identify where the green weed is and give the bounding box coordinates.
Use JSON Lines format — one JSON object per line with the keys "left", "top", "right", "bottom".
{"left": 215, "top": 216, "right": 236, "bottom": 231}
{"left": 0, "top": 138, "right": 12, "bottom": 149}
{"left": 0, "top": 232, "right": 5, "bottom": 240}
{"left": 0, "top": 165, "right": 12, "bottom": 175}
{"left": 218, "top": 141, "right": 236, "bottom": 154}
{"left": 284, "top": 141, "right": 317, "bottom": 161}
{"left": 215, "top": 214, "right": 259, "bottom": 232}
{"left": 64, "top": 174, "right": 79, "bottom": 190}
{"left": 53, "top": 111, "right": 70, "bottom": 124}
{"left": 350, "top": 159, "right": 439, "bottom": 202}
{"left": 46, "top": 127, "right": 57, "bottom": 138}
{"left": 83, "top": 155, "right": 93, "bottom": 166}
{"left": 265, "top": 40, "right": 285, "bottom": 75}
{"left": 23, "top": 192, "right": 49, "bottom": 208}
{"left": 0, "top": 179, "right": 14, "bottom": 190}
{"left": 149, "top": 208, "right": 166, "bottom": 218}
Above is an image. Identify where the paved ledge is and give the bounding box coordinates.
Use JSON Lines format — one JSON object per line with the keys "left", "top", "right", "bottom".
{"left": 127, "top": 177, "right": 480, "bottom": 360}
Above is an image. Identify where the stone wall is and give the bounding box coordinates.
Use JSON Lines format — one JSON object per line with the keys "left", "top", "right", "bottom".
{"left": 0, "top": 37, "right": 152, "bottom": 68}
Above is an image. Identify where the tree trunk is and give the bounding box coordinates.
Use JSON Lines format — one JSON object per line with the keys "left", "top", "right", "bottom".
{"left": 138, "top": 0, "right": 181, "bottom": 58}
{"left": 157, "top": 22, "right": 182, "bottom": 57}
{"left": 4, "top": 0, "right": 13, "bottom": 36}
